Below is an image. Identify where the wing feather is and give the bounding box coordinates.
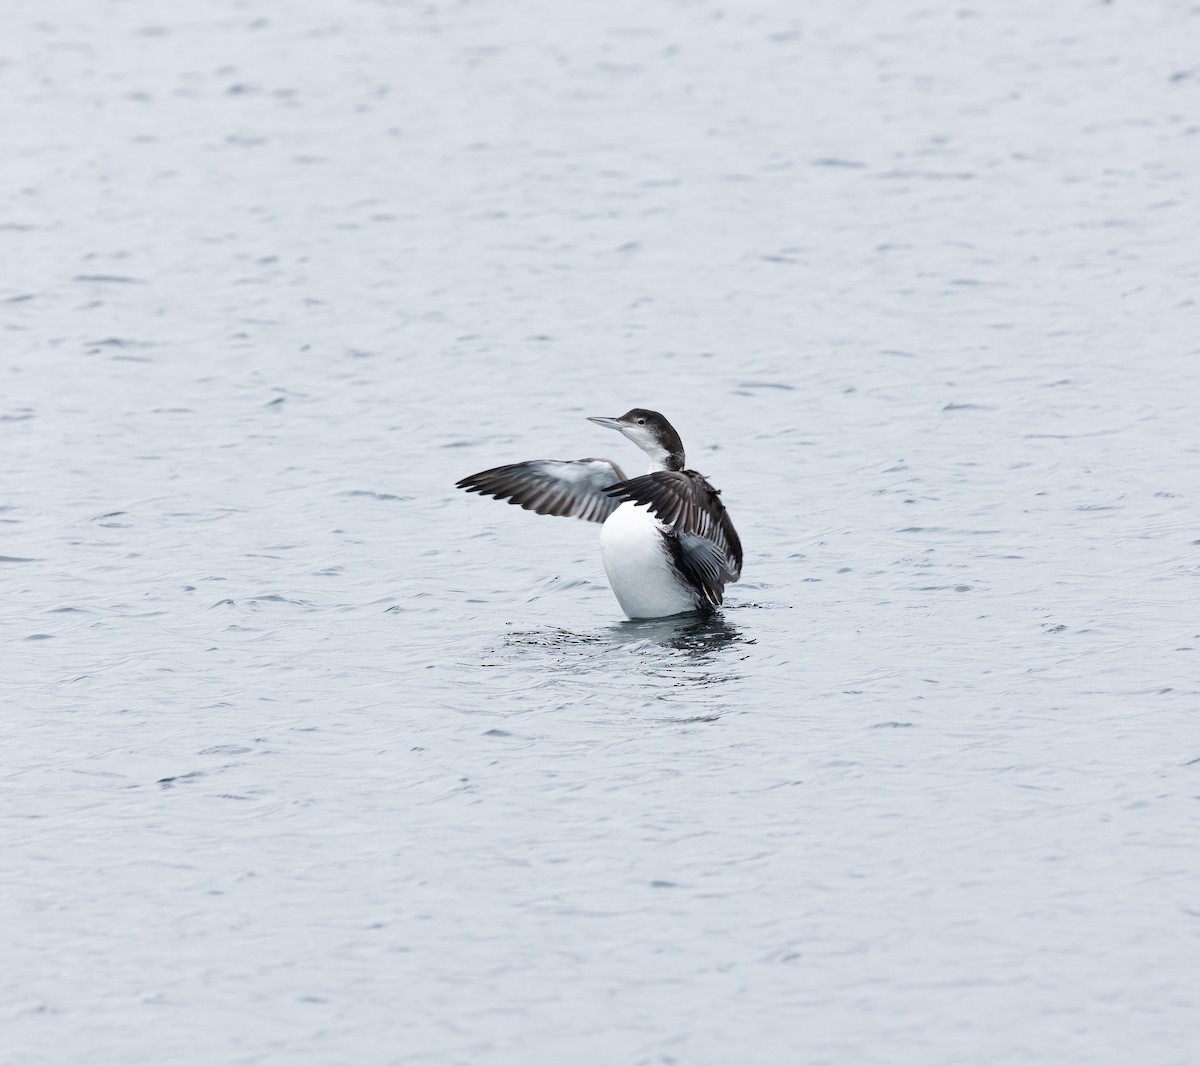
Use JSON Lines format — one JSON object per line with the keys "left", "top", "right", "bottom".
{"left": 457, "top": 458, "right": 626, "bottom": 523}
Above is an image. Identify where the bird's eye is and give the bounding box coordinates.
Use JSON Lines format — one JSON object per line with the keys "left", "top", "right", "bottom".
{"left": 637, "top": 418, "right": 645, "bottom": 425}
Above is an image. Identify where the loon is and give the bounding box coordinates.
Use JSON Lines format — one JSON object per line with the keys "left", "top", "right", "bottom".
{"left": 456, "top": 409, "right": 742, "bottom": 619}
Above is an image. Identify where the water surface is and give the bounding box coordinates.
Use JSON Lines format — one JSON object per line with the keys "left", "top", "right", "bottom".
{"left": 4, "top": 1, "right": 1199, "bottom": 1063}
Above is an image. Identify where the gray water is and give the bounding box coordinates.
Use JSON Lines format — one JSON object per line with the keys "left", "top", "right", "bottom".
{"left": 4, "top": 1, "right": 1200, "bottom": 1063}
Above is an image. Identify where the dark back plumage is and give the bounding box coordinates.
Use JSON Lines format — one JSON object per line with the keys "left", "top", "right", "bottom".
{"left": 604, "top": 468, "right": 742, "bottom": 606}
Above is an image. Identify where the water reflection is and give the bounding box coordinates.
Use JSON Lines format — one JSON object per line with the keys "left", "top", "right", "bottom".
{"left": 606, "top": 611, "right": 748, "bottom": 661}
{"left": 499, "top": 610, "right": 750, "bottom": 689}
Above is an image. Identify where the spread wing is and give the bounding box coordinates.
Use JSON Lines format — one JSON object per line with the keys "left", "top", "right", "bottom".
{"left": 456, "top": 458, "right": 627, "bottom": 523}
{"left": 604, "top": 469, "right": 742, "bottom": 606}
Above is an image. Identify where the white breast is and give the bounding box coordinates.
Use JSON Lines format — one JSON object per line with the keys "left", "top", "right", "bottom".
{"left": 599, "top": 501, "right": 700, "bottom": 619}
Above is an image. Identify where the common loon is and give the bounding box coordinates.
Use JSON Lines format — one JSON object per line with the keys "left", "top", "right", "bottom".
{"left": 456, "top": 409, "right": 742, "bottom": 619}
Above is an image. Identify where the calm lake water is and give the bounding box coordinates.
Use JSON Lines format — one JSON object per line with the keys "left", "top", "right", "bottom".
{"left": 4, "top": 1, "right": 1199, "bottom": 1063}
